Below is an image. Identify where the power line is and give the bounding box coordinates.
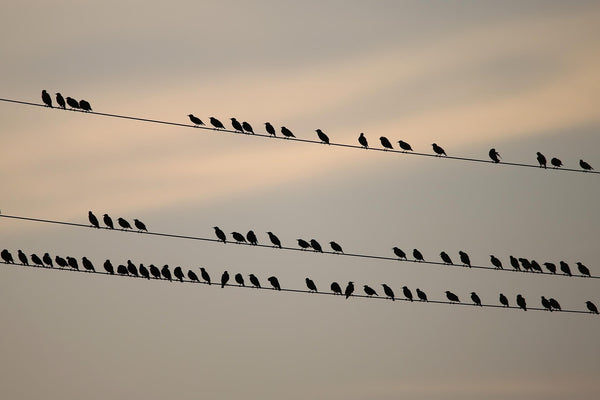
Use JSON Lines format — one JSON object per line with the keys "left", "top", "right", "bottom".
{"left": 1, "top": 97, "right": 597, "bottom": 175}
{"left": 1, "top": 213, "right": 597, "bottom": 280}
{"left": 0, "top": 260, "right": 594, "bottom": 315}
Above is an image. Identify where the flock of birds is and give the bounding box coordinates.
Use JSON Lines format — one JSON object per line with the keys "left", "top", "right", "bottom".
{"left": 41, "top": 90, "right": 92, "bottom": 112}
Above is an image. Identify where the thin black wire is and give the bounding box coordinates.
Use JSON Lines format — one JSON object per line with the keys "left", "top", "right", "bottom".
{"left": 1, "top": 98, "right": 597, "bottom": 175}
{"left": 1, "top": 213, "right": 597, "bottom": 280}
{"left": 0, "top": 260, "right": 594, "bottom": 315}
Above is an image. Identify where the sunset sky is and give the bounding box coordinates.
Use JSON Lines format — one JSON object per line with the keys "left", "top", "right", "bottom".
{"left": 1, "top": 1, "right": 599, "bottom": 399}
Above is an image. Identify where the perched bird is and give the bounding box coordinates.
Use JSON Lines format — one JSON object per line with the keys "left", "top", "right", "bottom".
{"left": 103, "top": 259, "right": 114, "bottom": 274}
{"left": 382, "top": 284, "right": 395, "bottom": 301}
{"left": 363, "top": 285, "right": 377, "bottom": 296}
{"left": 235, "top": 273, "right": 245, "bottom": 286}
{"left": 265, "top": 122, "right": 276, "bottom": 136}
{"left": 42, "top": 253, "right": 53, "bottom": 267}
{"left": 310, "top": 239, "right": 323, "bottom": 253}
{"left": 393, "top": 247, "right": 407, "bottom": 260}
{"left": 88, "top": 211, "right": 100, "bottom": 228}
{"left": 560, "top": 261, "right": 572, "bottom": 276}
{"left": 134, "top": 219, "right": 147, "bottom": 232}
{"left": 445, "top": 291, "right": 459, "bottom": 302}
{"left": 440, "top": 251, "right": 453, "bottom": 264}
{"left": 188, "top": 270, "right": 199, "bottom": 282}
{"left": 246, "top": 230, "right": 258, "bottom": 245}
{"left": 549, "top": 298, "right": 561, "bottom": 311}
{"left": 82, "top": 257, "right": 95, "bottom": 272}
{"left": 55, "top": 256, "right": 68, "bottom": 267}
{"left": 316, "top": 129, "right": 329, "bottom": 144}
{"left": 541, "top": 296, "right": 552, "bottom": 311}
{"left": 200, "top": 267, "right": 211, "bottom": 285}
{"left": 550, "top": 157, "right": 562, "bottom": 168}
{"left": 230, "top": 118, "right": 243, "bottom": 133}
{"left": 413, "top": 249, "right": 424, "bottom": 262}
{"left": 139, "top": 264, "right": 150, "bottom": 279}
{"left": 268, "top": 276, "right": 281, "bottom": 290}
{"left": 344, "top": 281, "right": 355, "bottom": 299}
{"left": 499, "top": 293, "right": 509, "bottom": 307}
{"left": 305, "top": 278, "right": 317, "bottom": 292}
{"left": 149, "top": 264, "right": 161, "bottom": 279}
{"left": 210, "top": 117, "right": 224, "bottom": 129}
{"left": 586, "top": 301, "right": 599, "bottom": 314}
{"left": 242, "top": 121, "right": 254, "bottom": 134}
{"left": 42, "top": 90, "right": 52, "bottom": 107}
{"left": 117, "top": 217, "right": 132, "bottom": 230}
{"left": 103, "top": 214, "right": 114, "bottom": 229}
{"left": 174, "top": 266, "right": 184, "bottom": 282}
{"left": 79, "top": 100, "right": 92, "bottom": 111}
{"left": 329, "top": 241, "right": 343, "bottom": 253}
{"left": 416, "top": 288, "right": 428, "bottom": 302}
{"left": 66, "top": 96, "right": 80, "bottom": 109}
{"left": 536, "top": 152, "right": 547, "bottom": 168}
{"left": 188, "top": 114, "right": 204, "bottom": 126}
{"left": 18, "top": 250, "right": 28, "bottom": 265}
{"left": 398, "top": 140, "right": 413, "bottom": 151}
{"left": 459, "top": 251, "right": 471, "bottom": 267}
{"left": 579, "top": 159, "right": 593, "bottom": 171}
{"left": 518, "top": 258, "right": 532, "bottom": 272}
{"left": 471, "top": 292, "right": 482, "bottom": 306}
{"left": 55, "top": 92, "right": 66, "bottom": 109}
{"left": 297, "top": 239, "right": 311, "bottom": 249}
{"left": 267, "top": 232, "right": 282, "bottom": 248}
{"left": 214, "top": 226, "right": 226, "bottom": 243}
{"left": 403, "top": 286, "right": 413, "bottom": 302}
{"left": 330, "top": 282, "right": 342, "bottom": 295}
{"left": 490, "top": 255, "right": 502, "bottom": 269}
{"left": 358, "top": 133, "right": 368, "bottom": 149}
{"left": 117, "top": 264, "right": 128, "bottom": 275}
{"left": 249, "top": 274, "right": 261, "bottom": 288}
{"left": 509, "top": 255, "right": 521, "bottom": 271}
{"left": 530, "top": 260, "right": 542, "bottom": 273}
{"left": 31, "top": 253, "right": 44, "bottom": 267}
{"left": 543, "top": 262, "right": 557, "bottom": 274}
{"left": 379, "top": 136, "right": 393, "bottom": 150}
{"left": 577, "top": 262, "right": 591, "bottom": 277}
{"left": 0, "top": 249, "right": 14, "bottom": 264}
{"left": 127, "top": 260, "right": 138, "bottom": 276}
{"left": 432, "top": 143, "right": 446, "bottom": 156}
{"left": 281, "top": 126, "right": 295, "bottom": 138}
{"left": 231, "top": 232, "right": 246, "bottom": 243}
{"left": 66, "top": 256, "right": 79, "bottom": 270}
{"left": 221, "top": 271, "right": 229, "bottom": 288}
{"left": 161, "top": 265, "right": 172, "bottom": 281}
{"left": 489, "top": 148, "right": 501, "bottom": 163}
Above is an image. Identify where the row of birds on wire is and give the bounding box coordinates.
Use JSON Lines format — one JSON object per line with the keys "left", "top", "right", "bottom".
{"left": 1, "top": 248, "right": 598, "bottom": 314}
{"left": 85, "top": 211, "right": 593, "bottom": 278}
{"left": 38, "top": 90, "right": 594, "bottom": 171}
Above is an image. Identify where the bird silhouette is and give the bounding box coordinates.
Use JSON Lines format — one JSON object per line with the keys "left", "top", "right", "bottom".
{"left": 55, "top": 256, "right": 68, "bottom": 267}
{"left": 161, "top": 265, "right": 172, "bottom": 281}
{"left": 403, "top": 286, "right": 413, "bottom": 302}
{"left": 267, "top": 232, "right": 282, "bottom": 248}
{"left": 214, "top": 226, "right": 226, "bottom": 243}
{"left": 518, "top": 258, "right": 531, "bottom": 272}
{"left": 358, "top": 133, "right": 368, "bottom": 149}
{"left": 127, "top": 260, "right": 138, "bottom": 276}
{"left": 221, "top": 271, "right": 229, "bottom": 288}
{"left": 432, "top": 143, "right": 446, "bottom": 156}
{"left": 549, "top": 298, "right": 561, "bottom": 311}
{"left": 536, "top": 152, "right": 547, "bottom": 168}
{"left": 188, "top": 114, "right": 204, "bottom": 126}
{"left": 66, "top": 96, "right": 79, "bottom": 109}
{"left": 31, "top": 254, "right": 44, "bottom": 267}
{"left": 210, "top": 117, "right": 224, "bottom": 129}
{"left": 304, "top": 277, "right": 317, "bottom": 292}
{"left": 103, "top": 214, "right": 114, "bottom": 229}
{"left": 344, "top": 281, "right": 354, "bottom": 299}
{"left": 88, "top": 211, "right": 100, "bottom": 228}
{"left": 363, "top": 285, "right": 377, "bottom": 296}
{"left": 139, "top": 264, "right": 150, "bottom": 279}
{"left": 55, "top": 93, "right": 66, "bottom": 109}
{"left": 471, "top": 292, "right": 482, "bottom": 306}
{"left": 330, "top": 282, "right": 342, "bottom": 295}
{"left": 82, "top": 257, "right": 95, "bottom": 272}
{"left": 235, "top": 273, "right": 245, "bottom": 286}
{"left": 265, "top": 122, "right": 276, "bottom": 136}
{"left": 329, "top": 241, "right": 343, "bottom": 253}
{"left": 149, "top": 264, "right": 161, "bottom": 279}
{"left": 541, "top": 296, "right": 552, "bottom": 311}
{"left": 200, "top": 267, "right": 211, "bottom": 285}
{"left": 459, "top": 251, "right": 471, "bottom": 267}
{"left": 577, "top": 262, "right": 591, "bottom": 277}
{"left": 586, "top": 301, "right": 599, "bottom": 314}
{"left": 579, "top": 159, "right": 593, "bottom": 171}
{"left": 316, "top": 129, "right": 329, "bottom": 144}
{"left": 43, "top": 253, "right": 53, "bottom": 267}
{"left": 543, "top": 262, "right": 557, "bottom": 274}
{"left": 79, "top": 100, "right": 92, "bottom": 111}
{"left": 297, "top": 239, "right": 311, "bottom": 249}
{"left": 66, "top": 256, "right": 79, "bottom": 270}
{"left": 174, "top": 266, "right": 184, "bottom": 282}
{"left": 445, "top": 291, "right": 459, "bottom": 302}
{"left": 509, "top": 255, "right": 521, "bottom": 271}
{"left": 281, "top": 126, "right": 295, "bottom": 138}
{"left": 242, "top": 121, "right": 254, "bottom": 134}
{"left": 499, "top": 293, "right": 509, "bottom": 307}
{"left": 310, "top": 239, "right": 323, "bottom": 253}
{"left": 42, "top": 90, "right": 52, "bottom": 107}
{"left": 268, "top": 276, "right": 281, "bottom": 290}
{"left": 416, "top": 288, "right": 428, "bottom": 302}
{"left": 560, "top": 261, "right": 572, "bottom": 276}
{"left": 382, "top": 284, "right": 395, "bottom": 301}
{"left": 230, "top": 118, "right": 243, "bottom": 132}
{"left": 489, "top": 148, "right": 501, "bottom": 163}
{"left": 104, "top": 259, "right": 114, "bottom": 274}
{"left": 393, "top": 247, "right": 407, "bottom": 260}
{"left": 188, "top": 270, "right": 199, "bottom": 282}
{"left": 117, "top": 217, "right": 132, "bottom": 230}
{"left": 530, "top": 260, "right": 542, "bottom": 273}
{"left": 2, "top": 249, "right": 14, "bottom": 264}
{"left": 490, "top": 255, "right": 502, "bottom": 269}
{"left": 134, "top": 219, "right": 147, "bottom": 232}
{"left": 440, "top": 251, "right": 453, "bottom": 264}
{"left": 398, "top": 140, "right": 413, "bottom": 151}
{"left": 413, "top": 249, "right": 424, "bottom": 262}
{"left": 231, "top": 232, "right": 246, "bottom": 243}
{"left": 18, "top": 250, "right": 28, "bottom": 265}
{"left": 117, "top": 264, "right": 128, "bottom": 275}
{"left": 249, "top": 274, "right": 261, "bottom": 288}
{"left": 550, "top": 157, "right": 562, "bottom": 168}
{"left": 379, "top": 136, "right": 393, "bottom": 150}
{"left": 246, "top": 230, "right": 258, "bottom": 245}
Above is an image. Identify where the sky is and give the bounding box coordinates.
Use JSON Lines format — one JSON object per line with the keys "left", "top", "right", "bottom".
{"left": 1, "top": 1, "right": 599, "bottom": 399}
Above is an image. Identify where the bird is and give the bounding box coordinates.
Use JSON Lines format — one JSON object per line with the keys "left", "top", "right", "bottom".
{"left": 509, "top": 255, "right": 521, "bottom": 271}
{"left": 549, "top": 298, "right": 561, "bottom": 311}
{"left": 139, "top": 264, "right": 150, "bottom": 279}
{"left": 267, "top": 232, "right": 282, "bottom": 248}
{"left": 445, "top": 291, "right": 459, "bottom": 302}
{"left": 55, "top": 92, "right": 66, "bottom": 109}
{"left": 393, "top": 247, "right": 407, "bottom": 260}
{"left": 432, "top": 143, "right": 446, "bottom": 156}
{"left": 490, "top": 255, "right": 502, "bottom": 269}
{"left": 297, "top": 239, "right": 311, "bottom": 250}
{"left": 344, "top": 281, "right": 354, "bottom": 299}
{"left": 489, "top": 148, "right": 501, "bottom": 163}
{"left": 330, "top": 282, "right": 342, "bottom": 295}
{"left": 440, "top": 251, "right": 453, "bottom": 264}
{"left": 66, "top": 96, "right": 80, "bottom": 109}
{"left": 416, "top": 288, "right": 428, "bottom": 302}
{"left": 103, "top": 214, "right": 114, "bottom": 229}
{"left": 281, "top": 126, "right": 295, "bottom": 138}
{"left": 541, "top": 296, "right": 552, "bottom": 311}
{"left": 82, "top": 257, "right": 95, "bottom": 272}
{"left": 174, "top": 267, "right": 184, "bottom": 282}
{"left": 517, "top": 294, "right": 527, "bottom": 311}
{"left": 363, "top": 285, "right": 377, "bottom": 296}
{"left": 499, "top": 293, "right": 509, "bottom": 307}
{"left": 134, "top": 219, "right": 147, "bottom": 232}
{"left": 413, "top": 249, "right": 424, "bottom": 262}
{"left": 66, "top": 256, "right": 79, "bottom": 270}
{"left": 149, "top": 264, "right": 161, "bottom": 279}
{"left": 103, "top": 259, "right": 114, "bottom": 274}
{"left": 79, "top": 100, "right": 92, "bottom": 111}
{"left": 579, "top": 159, "right": 593, "bottom": 171}
{"left": 577, "top": 262, "right": 591, "bottom": 277}
{"left": 18, "top": 250, "right": 28, "bottom": 265}
{"left": 127, "top": 260, "right": 138, "bottom": 276}
{"left": 530, "top": 260, "right": 542, "bottom": 273}
{"left": 31, "top": 253, "right": 44, "bottom": 267}
{"left": 188, "top": 270, "right": 199, "bottom": 282}
{"left": 550, "top": 157, "right": 562, "bottom": 168}
{"left": 55, "top": 256, "right": 68, "bottom": 267}
{"left": 117, "top": 217, "right": 132, "bottom": 230}
{"left": 214, "top": 226, "right": 226, "bottom": 243}
{"left": 305, "top": 278, "right": 317, "bottom": 292}
{"left": 210, "top": 117, "right": 224, "bottom": 129}
{"left": 265, "top": 122, "right": 276, "bottom": 136}
{"left": 88, "top": 211, "right": 100, "bottom": 228}
{"left": 358, "top": 133, "right": 368, "bottom": 149}
{"left": 42, "top": 253, "right": 53, "bottom": 267}
{"left": 230, "top": 118, "right": 243, "bottom": 133}
{"left": 200, "top": 267, "right": 211, "bottom": 285}
{"left": 242, "top": 121, "right": 254, "bottom": 134}
{"left": 398, "top": 140, "right": 413, "bottom": 151}
{"left": 249, "top": 274, "right": 261, "bottom": 288}
{"left": 518, "top": 258, "right": 532, "bottom": 272}
{"left": 231, "top": 232, "right": 246, "bottom": 243}
{"left": 459, "top": 251, "right": 471, "bottom": 267}
{"left": 382, "top": 284, "right": 395, "bottom": 301}
{"left": 268, "top": 276, "right": 281, "bottom": 290}
{"left": 221, "top": 271, "right": 229, "bottom": 288}
{"left": 246, "top": 230, "right": 258, "bottom": 245}
{"left": 41, "top": 90, "right": 52, "bottom": 107}
{"left": 329, "top": 241, "right": 343, "bottom": 253}
{"left": 161, "top": 265, "right": 172, "bottom": 281}
{"left": 586, "top": 301, "right": 599, "bottom": 314}
{"left": 117, "top": 264, "right": 128, "bottom": 275}
{"left": 379, "top": 136, "right": 393, "bottom": 150}
{"left": 543, "top": 262, "right": 557, "bottom": 274}
{"left": 560, "top": 261, "right": 572, "bottom": 276}
{"left": 188, "top": 114, "right": 204, "bottom": 126}
{"left": 536, "top": 152, "right": 547, "bottom": 168}
{"left": 234, "top": 273, "right": 245, "bottom": 286}
{"left": 310, "top": 239, "right": 323, "bottom": 253}
{"left": 403, "top": 286, "right": 413, "bottom": 302}
{"left": 316, "top": 129, "right": 329, "bottom": 144}
{"left": 471, "top": 292, "right": 482, "bottom": 306}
